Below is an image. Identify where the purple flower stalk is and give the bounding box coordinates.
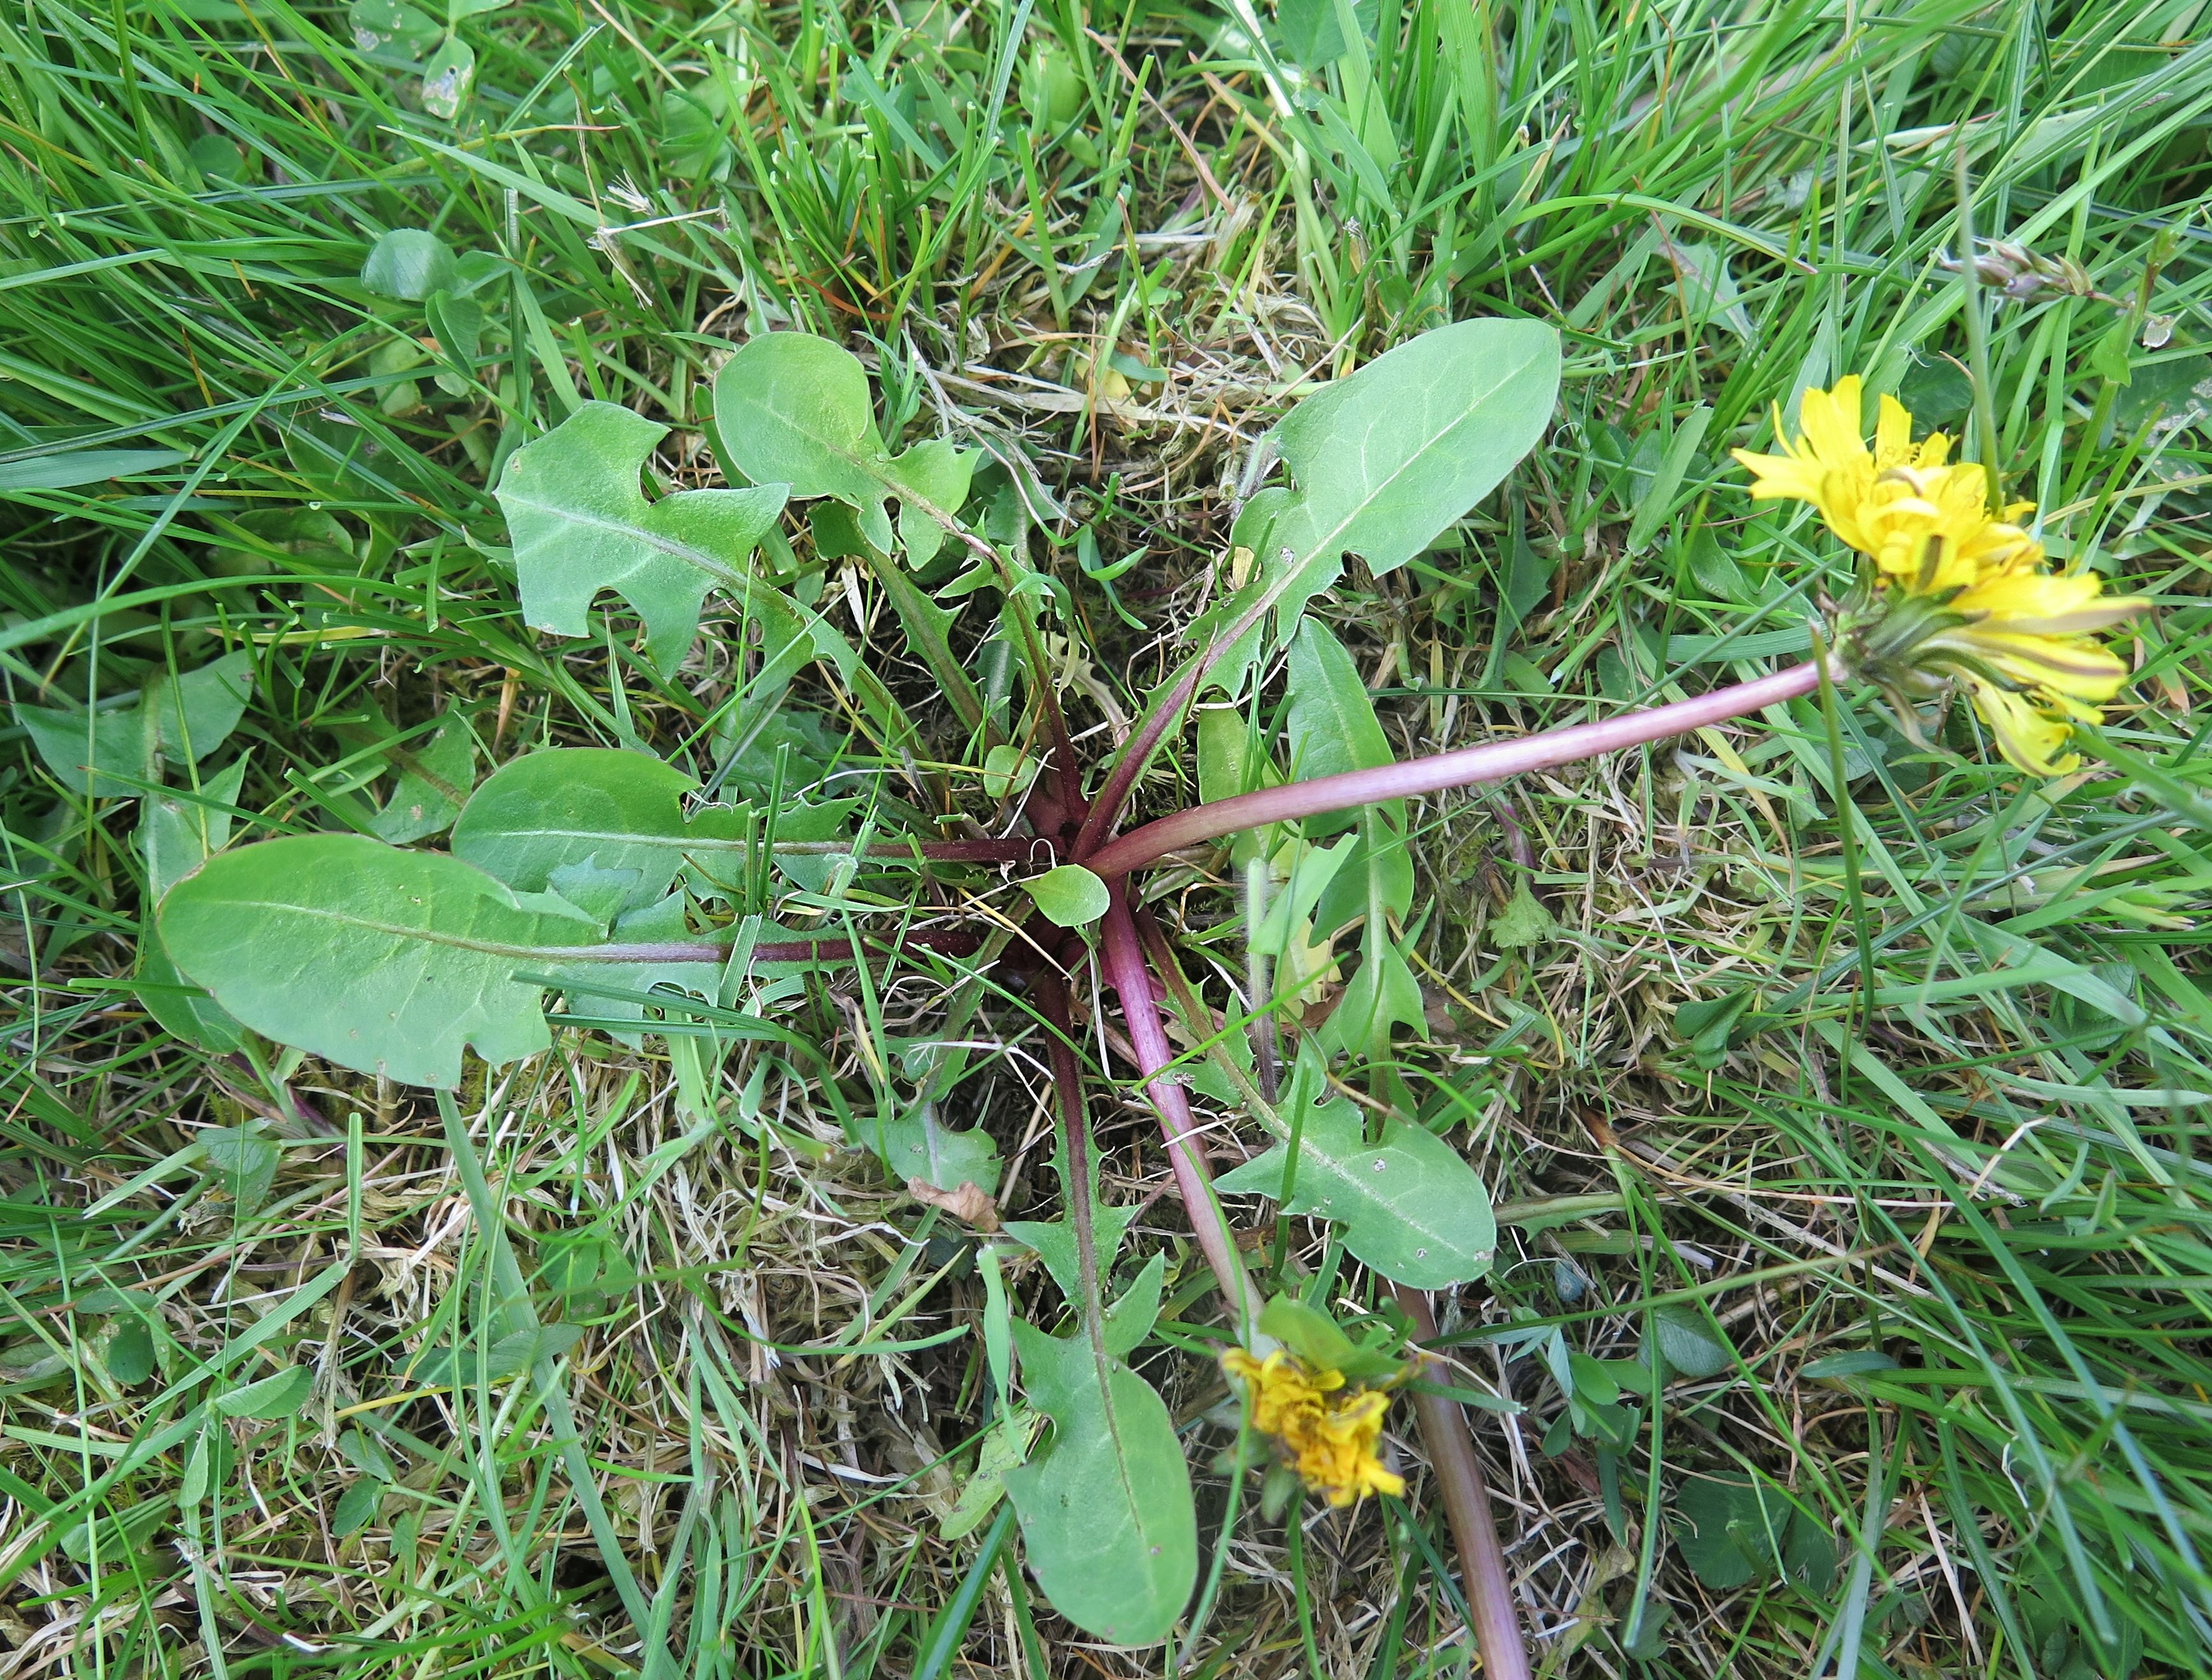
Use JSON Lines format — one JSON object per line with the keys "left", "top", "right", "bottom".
{"left": 1080, "top": 662, "right": 1825, "bottom": 877}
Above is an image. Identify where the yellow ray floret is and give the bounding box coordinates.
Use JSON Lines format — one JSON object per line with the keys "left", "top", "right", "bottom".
{"left": 1732, "top": 377, "right": 2148, "bottom": 776}
{"left": 1223, "top": 1347, "right": 1404, "bottom": 1507}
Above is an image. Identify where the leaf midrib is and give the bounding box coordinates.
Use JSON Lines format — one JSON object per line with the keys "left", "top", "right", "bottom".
{"left": 172, "top": 897, "right": 618, "bottom": 964}
{"left": 464, "top": 824, "right": 746, "bottom": 853}
{"left": 1285, "top": 330, "right": 1552, "bottom": 579}
{"left": 1280, "top": 1126, "right": 1484, "bottom": 1256}
{"left": 503, "top": 488, "right": 764, "bottom": 587}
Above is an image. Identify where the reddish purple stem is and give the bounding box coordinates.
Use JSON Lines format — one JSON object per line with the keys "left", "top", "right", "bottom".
{"left": 1394, "top": 1285, "right": 1532, "bottom": 1680}
{"left": 1081, "top": 662, "right": 1824, "bottom": 878}
{"left": 1097, "top": 890, "right": 1265, "bottom": 1334}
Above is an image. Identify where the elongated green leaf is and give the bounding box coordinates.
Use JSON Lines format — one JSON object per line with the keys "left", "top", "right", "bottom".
{"left": 1004, "top": 1255, "right": 1195, "bottom": 1646}
{"left": 941, "top": 1405, "right": 1040, "bottom": 1540}
{"left": 213, "top": 1365, "right": 314, "bottom": 1420}
{"left": 159, "top": 833, "right": 604, "bottom": 1087}
{"left": 1281, "top": 622, "right": 1421, "bottom": 1052}
{"left": 139, "top": 936, "right": 246, "bottom": 1053}
{"left": 1199, "top": 319, "right": 1557, "bottom": 692}
{"left": 712, "top": 332, "right": 974, "bottom": 562}
{"left": 0, "top": 447, "right": 187, "bottom": 493}
{"left": 1217, "top": 1044, "right": 1494, "bottom": 1288}
{"left": 496, "top": 400, "right": 788, "bottom": 671}
{"left": 1268, "top": 318, "right": 1557, "bottom": 592}
{"left": 1283, "top": 619, "right": 1392, "bottom": 784}
{"left": 452, "top": 748, "right": 748, "bottom": 897}
{"left": 140, "top": 757, "right": 248, "bottom": 906}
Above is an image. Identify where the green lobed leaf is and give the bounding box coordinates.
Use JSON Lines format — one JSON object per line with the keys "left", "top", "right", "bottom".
{"left": 1217, "top": 1043, "right": 1495, "bottom": 1288}
{"left": 1003, "top": 1202, "right": 1142, "bottom": 1311}
{"left": 496, "top": 400, "right": 789, "bottom": 673}
{"left": 711, "top": 332, "right": 974, "bottom": 562}
{"left": 1309, "top": 813, "right": 1413, "bottom": 941}
{"left": 550, "top": 892, "right": 721, "bottom": 1048}
{"left": 159, "top": 833, "right": 605, "bottom": 1087}
{"left": 451, "top": 747, "right": 749, "bottom": 899}
{"left": 1489, "top": 881, "right": 1559, "bottom": 950}
{"left": 1317, "top": 929, "right": 1426, "bottom": 1060}
{"left": 1004, "top": 1255, "right": 1195, "bottom": 1646}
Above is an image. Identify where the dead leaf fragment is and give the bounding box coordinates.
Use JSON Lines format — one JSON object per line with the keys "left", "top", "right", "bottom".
{"left": 908, "top": 1178, "right": 1000, "bottom": 1232}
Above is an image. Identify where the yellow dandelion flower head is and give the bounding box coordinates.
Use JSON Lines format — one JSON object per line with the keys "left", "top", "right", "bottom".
{"left": 1732, "top": 376, "right": 2148, "bottom": 776}
{"left": 1224, "top": 1346, "right": 1405, "bottom": 1508}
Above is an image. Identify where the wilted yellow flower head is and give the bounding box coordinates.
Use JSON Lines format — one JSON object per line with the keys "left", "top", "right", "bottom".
{"left": 1734, "top": 376, "right": 2146, "bottom": 776}
{"left": 1223, "top": 1346, "right": 1404, "bottom": 1507}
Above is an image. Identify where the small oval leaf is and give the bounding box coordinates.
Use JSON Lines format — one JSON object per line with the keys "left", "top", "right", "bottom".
{"left": 103, "top": 1320, "right": 157, "bottom": 1387}
{"left": 360, "top": 227, "right": 456, "bottom": 301}
{"left": 1023, "top": 864, "right": 1110, "bottom": 928}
